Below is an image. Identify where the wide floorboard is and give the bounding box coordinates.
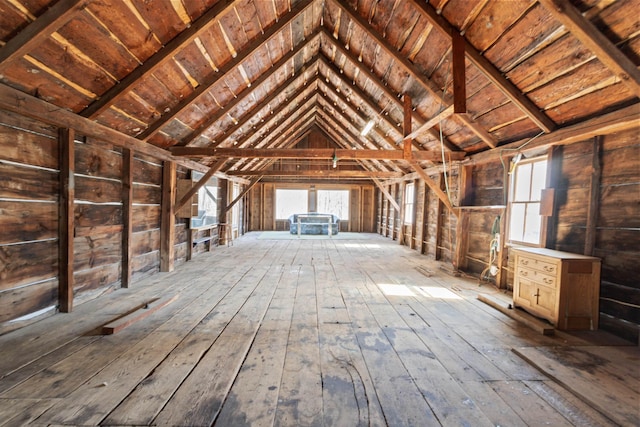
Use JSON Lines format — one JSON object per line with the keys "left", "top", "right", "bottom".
{"left": 0, "top": 232, "right": 637, "bottom": 426}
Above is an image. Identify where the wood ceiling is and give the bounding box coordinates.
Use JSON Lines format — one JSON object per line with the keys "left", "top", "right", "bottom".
{"left": 0, "top": 0, "right": 638, "bottom": 179}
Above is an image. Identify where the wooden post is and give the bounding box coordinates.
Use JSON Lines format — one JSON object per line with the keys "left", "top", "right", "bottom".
{"left": 219, "top": 178, "right": 229, "bottom": 245}
{"left": 398, "top": 182, "right": 406, "bottom": 245}
{"left": 435, "top": 174, "right": 444, "bottom": 260}
{"left": 420, "top": 181, "right": 429, "bottom": 255}
{"left": 410, "top": 180, "right": 418, "bottom": 250}
{"left": 58, "top": 128, "right": 75, "bottom": 312}
{"left": 160, "top": 161, "right": 176, "bottom": 272}
{"left": 121, "top": 149, "right": 133, "bottom": 287}
{"left": 403, "top": 94, "right": 412, "bottom": 160}
{"left": 545, "top": 145, "right": 563, "bottom": 249}
{"left": 454, "top": 211, "right": 470, "bottom": 271}
{"left": 452, "top": 31, "right": 466, "bottom": 113}
{"left": 585, "top": 136, "right": 602, "bottom": 256}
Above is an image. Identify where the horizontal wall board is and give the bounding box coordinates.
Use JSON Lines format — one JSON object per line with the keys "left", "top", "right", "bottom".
{"left": 74, "top": 232, "right": 123, "bottom": 271}
{"left": 0, "top": 279, "right": 58, "bottom": 324}
{"left": 132, "top": 205, "right": 161, "bottom": 232}
{"left": 133, "top": 183, "right": 162, "bottom": 205}
{"left": 0, "top": 163, "right": 59, "bottom": 201}
{"left": 0, "top": 240, "right": 58, "bottom": 291}
{"left": 75, "top": 204, "right": 123, "bottom": 228}
{"left": 75, "top": 142, "right": 123, "bottom": 180}
{"left": 133, "top": 158, "right": 163, "bottom": 185}
{"left": 0, "top": 201, "right": 57, "bottom": 244}
{"left": 75, "top": 175, "right": 122, "bottom": 204}
{"left": 132, "top": 229, "right": 160, "bottom": 256}
{"left": 0, "top": 112, "right": 58, "bottom": 169}
{"left": 73, "top": 263, "right": 122, "bottom": 295}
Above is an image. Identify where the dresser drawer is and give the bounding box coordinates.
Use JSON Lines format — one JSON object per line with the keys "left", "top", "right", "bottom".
{"left": 517, "top": 255, "right": 558, "bottom": 275}
{"left": 516, "top": 266, "right": 557, "bottom": 287}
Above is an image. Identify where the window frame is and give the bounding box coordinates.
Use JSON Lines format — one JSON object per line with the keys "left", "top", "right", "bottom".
{"left": 403, "top": 182, "right": 415, "bottom": 225}
{"left": 506, "top": 154, "right": 549, "bottom": 247}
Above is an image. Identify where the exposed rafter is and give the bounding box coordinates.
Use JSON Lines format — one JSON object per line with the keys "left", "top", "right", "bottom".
{"left": 538, "top": 0, "right": 640, "bottom": 99}
{"left": 407, "top": 0, "right": 558, "bottom": 133}
{"left": 0, "top": 0, "right": 92, "bottom": 73}
{"left": 80, "top": 0, "right": 252, "bottom": 118}
{"left": 138, "top": 2, "right": 319, "bottom": 141}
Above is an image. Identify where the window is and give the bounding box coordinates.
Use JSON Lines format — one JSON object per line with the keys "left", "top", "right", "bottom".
{"left": 276, "top": 189, "right": 308, "bottom": 219}
{"left": 404, "top": 182, "right": 415, "bottom": 224}
{"left": 317, "top": 190, "right": 349, "bottom": 220}
{"left": 232, "top": 183, "right": 240, "bottom": 227}
{"left": 508, "top": 156, "right": 548, "bottom": 246}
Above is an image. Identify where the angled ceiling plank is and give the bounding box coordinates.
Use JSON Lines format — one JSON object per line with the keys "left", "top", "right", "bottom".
{"left": 315, "top": 115, "right": 395, "bottom": 174}
{"left": 236, "top": 120, "right": 315, "bottom": 173}
{"left": 313, "top": 118, "right": 395, "bottom": 183}
{"left": 404, "top": 105, "right": 455, "bottom": 141}
{"left": 408, "top": 0, "right": 557, "bottom": 133}
{"left": 180, "top": 33, "right": 322, "bottom": 146}
{"left": 317, "top": 83, "right": 397, "bottom": 150}
{"left": 0, "top": 0, "right": 92, "bottom": 73}
{"left": 212, "top": 67, "right": 320, "bottom": 149}
{"left": 316, "top": 99, "right": 403, "bottom": 172}
{"left": 538, "top": 0, "right": 640, "bottom": 98}
{"left": 324, "top": 8, "right": 500, "bottom": 149}
{"left": 319, "top": 28, "right": 457, "bottom": 150}
{"left": 222, "top": 85, "right": 319, "bottom": 153}
{"left": 403, "top": 94, "right": 413, "bottom": 160}
{"left": 236, "top": 113, "right": 318, "bottom": 172}
{"left": 81, "top": 0, "right": 251, "bottom": 118}
{"left": 174, "top": 158, "right": 227, "bottom": 213}
{"left": 318, "top": 56, "right": 412, "bottom": 145}
{"left": 137, "top": 0, "right": 317, "bottom": 139}
{"left": 468, "top": 103, "right": 640, "bottom": 166}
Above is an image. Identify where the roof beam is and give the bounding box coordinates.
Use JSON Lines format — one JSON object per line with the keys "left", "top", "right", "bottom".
{"left": 538, "top": 0, "right": 640, "bottom": 98}
{"left": 329, "top": 3, "right": 500, "bottom": 148}
{"left": 237, "top": 115, "right": 318, "bottom": 172}
{"left": 179, "top": 33, "right": 321, "bottom": 146}
{"left": 135, "top": 1, "right": 317, "bottom": 139}
{"left": 211, "top": 68, "right": 320, "bottom": 149}
{"left": 407, "top": 0, "right": 557, "bottom": 133}
{"left": 318, "top": 29, "right": 459, "bottom": 151}
{"left": 80, "top": 0, "right": 253, "bottom": 118}
{"left": 170, "top": 147, "right": 464, "bottom": 162}
{"left": 315, "top": 112, "right": 398, "bottom": 174}
{"left": 228, "top": 170, "right": 401, "bottom": 178}
{"left": 0, "top": 0, "right": 92, "bottom": 73}
{"left": 468, "top": 103, "right": 640, "bottom": 166}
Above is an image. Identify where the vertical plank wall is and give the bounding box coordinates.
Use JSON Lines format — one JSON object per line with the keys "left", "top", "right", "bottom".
{"left": 0, "top": 110, "right": 59, "bottom": 332}
{"left": 378, "top": 130, "right": 639, "bottom": 340}
{"left": 0, "top": 110, "right": 190, "bottom": 333}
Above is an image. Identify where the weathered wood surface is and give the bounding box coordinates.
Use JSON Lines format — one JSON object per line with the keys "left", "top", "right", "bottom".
{"left": 513, "top": 345, "right": 640, "bottom": 427}
{"left": 0, "top": 233, "right": 633, "bottom": 426}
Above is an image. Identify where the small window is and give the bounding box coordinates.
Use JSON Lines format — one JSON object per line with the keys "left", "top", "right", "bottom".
{"left": 404, "top": 182, "right": 415, "bottom": 225}
{"left": 276, "top": 189, "right": 308, "bottom": 220}
{"left": 508, "top": 156, "right": 548, "bottom": 246}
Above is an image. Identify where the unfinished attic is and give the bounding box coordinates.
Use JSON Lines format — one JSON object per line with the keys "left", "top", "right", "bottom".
{"left": 0, "top": 0, "right": 639, "bottom": 425}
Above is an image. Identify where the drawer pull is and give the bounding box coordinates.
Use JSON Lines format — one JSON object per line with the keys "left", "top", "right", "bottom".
{"left": 543, "top": 278, "right": 554, "bottom": 285}
{"left": 543, "top": 266, "right": 555, "bottom": 273}
{"left": 520, "top": 259, "right": 529, "bottom": 265}
{"left": 520, "top": 270, "right": 528, "bottom": 276}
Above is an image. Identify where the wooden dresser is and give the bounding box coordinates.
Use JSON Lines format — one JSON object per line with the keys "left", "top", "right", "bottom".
{"left": 512, "top": 247, "right": 601, "bottom": 330}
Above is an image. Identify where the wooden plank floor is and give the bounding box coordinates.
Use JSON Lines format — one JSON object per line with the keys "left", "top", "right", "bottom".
{"left": 0, "top": 232, "right": 637, "bottom": 426}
